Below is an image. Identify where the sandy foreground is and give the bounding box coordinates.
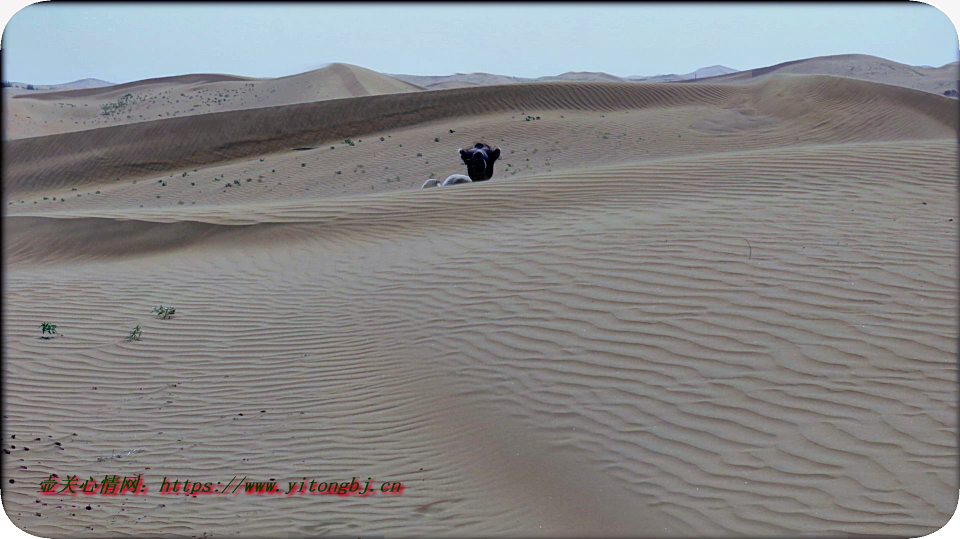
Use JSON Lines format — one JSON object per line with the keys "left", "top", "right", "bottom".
{"left": 2, "top": 73, "right": 958, "bottom": 537}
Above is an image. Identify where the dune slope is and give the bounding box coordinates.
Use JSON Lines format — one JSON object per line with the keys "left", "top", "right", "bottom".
{"left": 2, "top": 74, "right": 957, "bottom": 537}
{"left": 3, "top": 63, "right": 422, "bottom": 140}
{"left": 688, "top": 53, "right": 960, "bottom": 95}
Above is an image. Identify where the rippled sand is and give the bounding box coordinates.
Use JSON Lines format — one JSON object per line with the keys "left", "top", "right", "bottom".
{"left": 3, "top": 73, "right": 957, "bottom": 537}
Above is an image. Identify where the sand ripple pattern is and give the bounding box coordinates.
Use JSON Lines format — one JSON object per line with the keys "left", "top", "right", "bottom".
{"left": 4, "top": 135, "right": 956, "bottom": 536}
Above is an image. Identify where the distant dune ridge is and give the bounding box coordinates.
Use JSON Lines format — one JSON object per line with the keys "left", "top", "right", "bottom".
{"left": 1, "top": 77, "right": 115, "bottom": 92}
{"left": 3, "top": 63, "right": 422, "bottom": 139}
{"left": 4, "top": 54, "right": 954, "bottom": 140}
{"left": 2, "top": 52, "right": 957, "bottom": 537}
{"left": 388, "top": 66, "right": 740, "bottom": 89}
{"left": 683, "top": 53, "right": 959, "bottom": 95}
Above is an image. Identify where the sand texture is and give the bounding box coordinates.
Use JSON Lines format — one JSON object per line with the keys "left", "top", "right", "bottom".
{"left": 3, "top": 64, "right": 423, "bottom": 140}
{"left": 688, "top": 54, "right": 959, "bottom": 96}
{"left": 3, "top": 69, "right": 958, "bottom": 537}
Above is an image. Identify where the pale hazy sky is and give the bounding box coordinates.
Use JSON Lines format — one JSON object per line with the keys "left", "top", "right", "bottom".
{"left": 2, "top": 2, "right": 958, "bottom": 84}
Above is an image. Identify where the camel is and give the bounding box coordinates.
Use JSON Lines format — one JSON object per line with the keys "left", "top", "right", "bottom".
{"left": 421, "top": 143, "right": 501, "bottom": 189}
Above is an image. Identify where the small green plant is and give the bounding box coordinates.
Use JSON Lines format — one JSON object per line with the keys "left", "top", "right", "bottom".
{"left": 127, "top": 325, "right": 142, "bottom": 341}
{"left": 39, "top": 322, "right": 58, "bottom": 338}
{"left": 233, "top": 179, "right": 240, "bottom": 185}
{"left": 434, "top": 137, "right": 440, "bottom": 142}
{"left": 380, "top": 137, "right": 385, "bottom": 141}
{"left": 449, "top": 129, "right": 455, "bottom": 133}
{"left": 152, "top": 305, "right": 176, "bottom": 319}
{"left": 301, "top": 163, "right": 306, "bottom": 167}
{"left": 417, "top": 153, "right": 423, "bottom": 157}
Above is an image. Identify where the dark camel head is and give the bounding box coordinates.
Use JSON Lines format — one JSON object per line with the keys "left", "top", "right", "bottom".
{"left": 459, "top": 143, "right": 501, "bottom": 182}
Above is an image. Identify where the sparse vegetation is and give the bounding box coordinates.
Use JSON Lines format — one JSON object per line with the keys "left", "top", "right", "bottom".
{"left": 126, "top": 325, "right": 142, "bottom": 341}
{"left": 39, "top": 322, "right": 58, "bottom": 338}
{"left": 434, "top": 137, "right": 440, "bottom": 142}
{"left": 100, "top": 93, "right": 134, "bottom": 116}
{"left": 152, "top": 305, "right": 176, "bottom": 319}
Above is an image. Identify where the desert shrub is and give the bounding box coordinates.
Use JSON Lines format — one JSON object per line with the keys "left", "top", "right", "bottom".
{"left": 39, "top": 322, "right": 57, "bottom": 337}
{"left": 152, "top": 305, "right": 176, "bottom": 319}
{"left": 127, "top": 325, "right": 142, "bottom": 341}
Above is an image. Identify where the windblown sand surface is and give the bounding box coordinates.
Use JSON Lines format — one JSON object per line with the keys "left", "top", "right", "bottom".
{"left": 3, "top": 73, "right": 957, "bottom": 537}
{"left": 690, "top": 54, "right": 960, "bottom": 96}
{"left": 3, "top": 64, "right": 422, "bottom": 140}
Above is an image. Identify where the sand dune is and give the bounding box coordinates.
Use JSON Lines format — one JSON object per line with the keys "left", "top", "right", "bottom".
{"left": 5, "top": 75, "right": 955, "bottom": 199}
{"left": 7, "top": 54, "right": 951, "bottom": 141}
{"left": 391, "top": 65, "right": 741, "bottom": 89}
{"left": 2, "top": 70, "right": 957, "bottom": 537}
{"left": 388, "top": 72, "right": 536, "bottom": 90}
{"left": 1, "top": 78, "right": 115, "bottom": 98}
{"left": 3, "top": 63, "right": 422, "bottom": 140}
{"left": 628, "top": 65, "right": 739, "bottom": 82}
{"left": 688, "top": 53, "right": 960, "bottom": 96}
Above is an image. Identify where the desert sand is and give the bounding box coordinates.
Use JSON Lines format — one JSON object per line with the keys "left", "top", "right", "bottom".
{"left": 690, "top": 53, "right": 959, "bottom": 95}
{"left": 3, "top": 62, "right": 958, "bottom": 537}
{"left": 3, "top": 64, "right": 422, "bottom": 140}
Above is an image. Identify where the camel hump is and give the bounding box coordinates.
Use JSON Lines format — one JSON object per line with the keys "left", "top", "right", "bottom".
{"left": 441, "top": 174, "right": 473, "bottom": 186}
